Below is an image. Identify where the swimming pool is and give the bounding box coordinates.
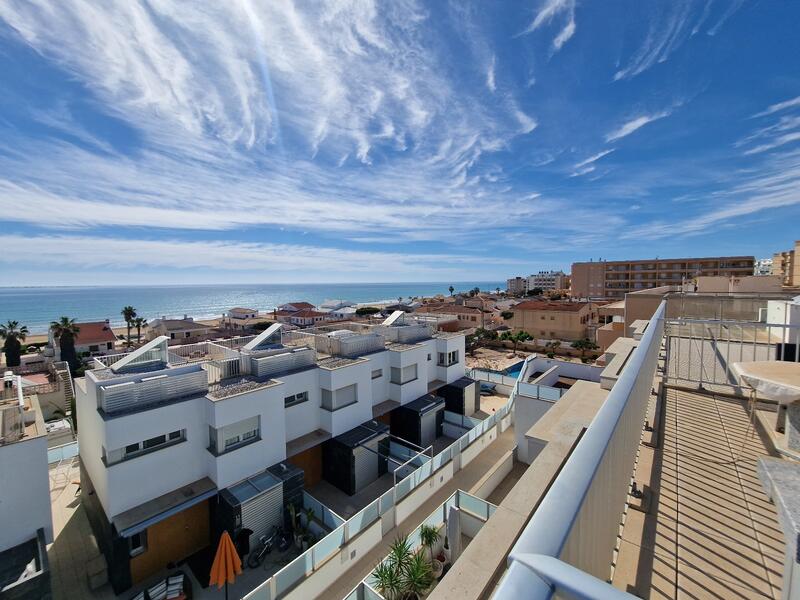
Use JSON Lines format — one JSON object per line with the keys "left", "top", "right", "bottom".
{"left": 503, "top": 361, "right": 525, "bottom": 378}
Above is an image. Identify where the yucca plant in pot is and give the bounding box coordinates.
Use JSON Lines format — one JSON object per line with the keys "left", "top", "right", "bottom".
{"left": 402, "top": 552, "right": 435, "bottom": 598}
{"left": 419, "top": 524, "right": 443, "bottom": 579}
{"left": 372, "top": 535, "right": 414, "bottom": 600}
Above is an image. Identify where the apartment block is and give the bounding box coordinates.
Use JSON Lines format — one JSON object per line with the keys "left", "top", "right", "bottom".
{"left": 506, "top": 277, "right": 527, "bottom": 296}
{"left": 526, "top": 270, "right": 568, "bottom": 292}
{"left": 772, "top": 240, "right": 800, "bottom": 286}
{"left": 75, "top": 314, "right": 467, "bottom": 593}
{"left": 571, "top": 255, "right": 755, "bottom": 298}
{"left": 509, "top": 301, "right": 597, "bottom": 341}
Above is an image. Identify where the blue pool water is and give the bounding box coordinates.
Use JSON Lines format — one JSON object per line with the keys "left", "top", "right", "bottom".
{"left": 504, "top": 361, "right": 524, "bottom": 378}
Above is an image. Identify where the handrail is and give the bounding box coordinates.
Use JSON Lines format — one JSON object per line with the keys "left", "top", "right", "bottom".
{"left": 497, "top": 300, "right": 666, "bottom": 598}
{"left": 507, "top": 554, "right": 638, "bottom": 600}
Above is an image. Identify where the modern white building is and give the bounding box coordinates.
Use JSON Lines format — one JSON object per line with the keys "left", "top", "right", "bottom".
{"left": 75, "top": 314, "right": 466, "bottom": 593}
{"left": 755, "top": 257, "right": 774, "bottom": 276}
{"left": 0, "top": 374, "right": 53, "bottom": 598}
{"left": 526, "top": 270, "right": 568, "bottom": 292}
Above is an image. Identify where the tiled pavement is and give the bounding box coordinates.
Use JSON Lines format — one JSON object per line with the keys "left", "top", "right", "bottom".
{"left": 613, "top": 388, "right": 785, "bottom": 599}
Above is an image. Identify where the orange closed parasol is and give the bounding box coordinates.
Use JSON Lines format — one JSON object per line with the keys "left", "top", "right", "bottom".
{"left": 209, "top": 530, "right": 242, "bottom": 599}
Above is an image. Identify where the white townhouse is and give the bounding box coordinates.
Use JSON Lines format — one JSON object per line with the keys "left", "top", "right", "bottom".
{"left": 75, "top": 314, "right": 466, "bottom": 593}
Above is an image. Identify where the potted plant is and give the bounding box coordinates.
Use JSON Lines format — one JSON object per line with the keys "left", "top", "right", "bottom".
{"left": 419, "top": 524, "right": 443, "bottom": 579}
{"left": 287, "top": 503, "right": 303, "bottom": 549}
{"left": 374, "top": 559, "right": 403, "bottom": 600}
{"left": 402, "top": 552, "right": 435, "bottom": 598}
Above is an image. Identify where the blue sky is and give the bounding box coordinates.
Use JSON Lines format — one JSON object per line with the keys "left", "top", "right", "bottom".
{"left": 0, "top": 0, "right": 799, "bottom": 285}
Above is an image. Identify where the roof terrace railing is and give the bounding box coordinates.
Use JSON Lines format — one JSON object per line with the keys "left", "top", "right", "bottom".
{"left": 496, "top": 300, "right": 665, "bottom": 599}
{"left": 243, "top": 360, "right": 529, "bottom": 600}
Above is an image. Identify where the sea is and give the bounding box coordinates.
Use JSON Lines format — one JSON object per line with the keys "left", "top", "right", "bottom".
{"left": 0, "top": 282, "right": 505, "bottom": 334}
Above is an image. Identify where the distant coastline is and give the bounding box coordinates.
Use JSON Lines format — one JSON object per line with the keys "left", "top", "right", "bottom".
{"left": 0, "top": 281, "right": 504, "bottom": 335}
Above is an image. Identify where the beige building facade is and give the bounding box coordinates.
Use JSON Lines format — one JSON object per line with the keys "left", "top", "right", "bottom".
{"left": 772, "top": 240, "right": 799, "bottom": 286}
{"left": 510, "top": 301, "right": 596, "bottom": 341}
{"left": 571, "top": 255, "right": 755, "bottom": 299}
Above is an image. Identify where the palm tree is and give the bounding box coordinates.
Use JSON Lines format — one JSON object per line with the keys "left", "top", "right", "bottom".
{"left": 419, "top": 524, "right": 440, "bottom": 565}
{"left": 50, "top": 317, "right": 81, "bottom": 372}
{"left": 0, "top": 320, "right": 29, "bottom": 367}
{"left": 495, "top": 287, "right": 501, "bottom": 295}
{"left": 133, "top": 317, "right": 147, "bottom": 344}
{"left": 121, "top": 306, "right": 137, "bottom": 347}
{"left": 448, "top": 285, "right": 454, "bottom": 296}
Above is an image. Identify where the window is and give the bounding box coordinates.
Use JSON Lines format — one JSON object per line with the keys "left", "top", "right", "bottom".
{"left": 170, "top": 333, "right": 176, "bottom": 339}
{"left": 89, "top": 344, "right": 99, "bottom": 352}
{"left": 285, "top": 391, "right": 309, "bottom": 408}
{"left": 185, "top": 332, "right": 191, "bottom": 338}
{"left": 224, "top": 435, "right": 240, "bottom": 449}
{"left": 427, "top": 354, "right": 431, "bottom": 361}
{"left": 321, "top": 384, "right": 358, "bottom": 411}
{"left": 242, "top": 429, "right": 257, "bottom": 441}
{"left": 143, "top": 435, "right": 167, "bottom": 450}
{"left": 107, "top": 342, "right": 113, "bottom": 350}
{"left": 438, "top": 350, "right": 459, "bottom": 367}
{"left": 550, "top": 316, "right": 555, "bottom": 321}
{"left": 129, "top": 531, "right": 147, "bottom": 557}
{"left": 371, "top": 369, "right": 383, "bottom": 380}
{"left": 391, "top": 364, "right": 418, "bottom": 385}
{"left": 108, "top": 430, "right": 186, "bottom": 465}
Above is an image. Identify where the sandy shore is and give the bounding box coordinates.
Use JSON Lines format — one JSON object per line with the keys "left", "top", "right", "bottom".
{"left": 23, "top": 317, "right": 224, "bottom": 346}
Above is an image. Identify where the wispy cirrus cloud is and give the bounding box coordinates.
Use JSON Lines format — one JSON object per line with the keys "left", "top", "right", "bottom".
{"left": 574, "top": 149, "right": 615, "bottom": 169}
{"left": 486, "top": 55, "right": 497, "bottom": 92}
{"left": 613, "top": 0, "right": 744, "bottom": 81}
{"left": 605, "top": 111, "right": 672, "bottom": 142}
{"left": 520, "top": 0, "right": 576, "bottom": 53}
{"left": 753, "top": 95, "right": 800, "bottom": 118}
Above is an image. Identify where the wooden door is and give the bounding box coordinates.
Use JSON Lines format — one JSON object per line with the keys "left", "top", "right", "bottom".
{"left": 129, "top": 500, "right": 210, "bottom": 584}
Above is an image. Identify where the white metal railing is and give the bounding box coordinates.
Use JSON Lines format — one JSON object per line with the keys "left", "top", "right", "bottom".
{"left": 664, "top": 317, "right": 800, "bottom": 393}
{"left": 496, "top": 301, "right": 665, "bottom": 599}
{"left": 244, "top": 369, "right": 525, "bottom": 600}
{"left": 360, "top": 490, "right": 497, "bottom": 597}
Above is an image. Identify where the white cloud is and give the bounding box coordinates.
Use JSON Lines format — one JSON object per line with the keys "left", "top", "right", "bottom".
{"left": 753, "top": 95, "right": 800, "bottom": 118}
{"left": 520, "top": 0, "right": 576, "bottom": 53}
{"left": 574, "top": 149, "right": 615, "bottom": 169}
{"left": 614, "top": 2, "right": 694, "bottom": 81}
{"left": 0, "top": 234, "right": 523, "bottom": 277}
{"left": 743, "top": 132, "right": 800, "bottom": 155}
{"left": 0, "top": 0, "right": 558, "bottom": 244}
{"left": 486, "top": 55, "right": 497, "bottom": 92}
{"left": 511, "top": 105, "right": 538, "bottom": 135}
{"left": 605, "top": 111, "right": 671, "bottom": 142}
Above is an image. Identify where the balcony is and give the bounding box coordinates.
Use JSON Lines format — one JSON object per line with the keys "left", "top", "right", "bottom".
{"left": 493, "top": 294, "right": 792, "bottom": 600}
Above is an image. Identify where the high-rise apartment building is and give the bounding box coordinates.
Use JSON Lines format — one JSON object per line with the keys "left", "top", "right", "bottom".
{"left": 570, "top": 255, "right": 755, "bottom": 298}
{"left": 772, "top": 240, "right": 799, "bottom": 286}
{"left": 506, "top": 276, "right": 527, "bottom": 296}
{"left": 526, "top": 270, "right": 568, "bottom": 292}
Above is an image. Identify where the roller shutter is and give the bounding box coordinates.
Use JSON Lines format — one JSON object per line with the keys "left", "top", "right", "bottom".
{"left": 353, "top": 438, "right": 381, "bottom": 493}
{"left": 241, "top": 483, "right": 283, "bottom": 547}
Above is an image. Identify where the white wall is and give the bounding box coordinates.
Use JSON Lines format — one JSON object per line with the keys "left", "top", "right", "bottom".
{"left": 281, "top": 370, "right": 322, "bottom": 442}
{"left": 368, "top": 352, "right": 390, "bottom": 407}
{"left": 0, "top": 436, "right": 53, "bottom": 551}
{"left": 514, "top": 396, "right": 556, "bottom": 464}
{"left": 103, "top": 397, "right": 207, "bottom": 517}
{"left": 206, "top": 384, "right": 288, "bottom": 489}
